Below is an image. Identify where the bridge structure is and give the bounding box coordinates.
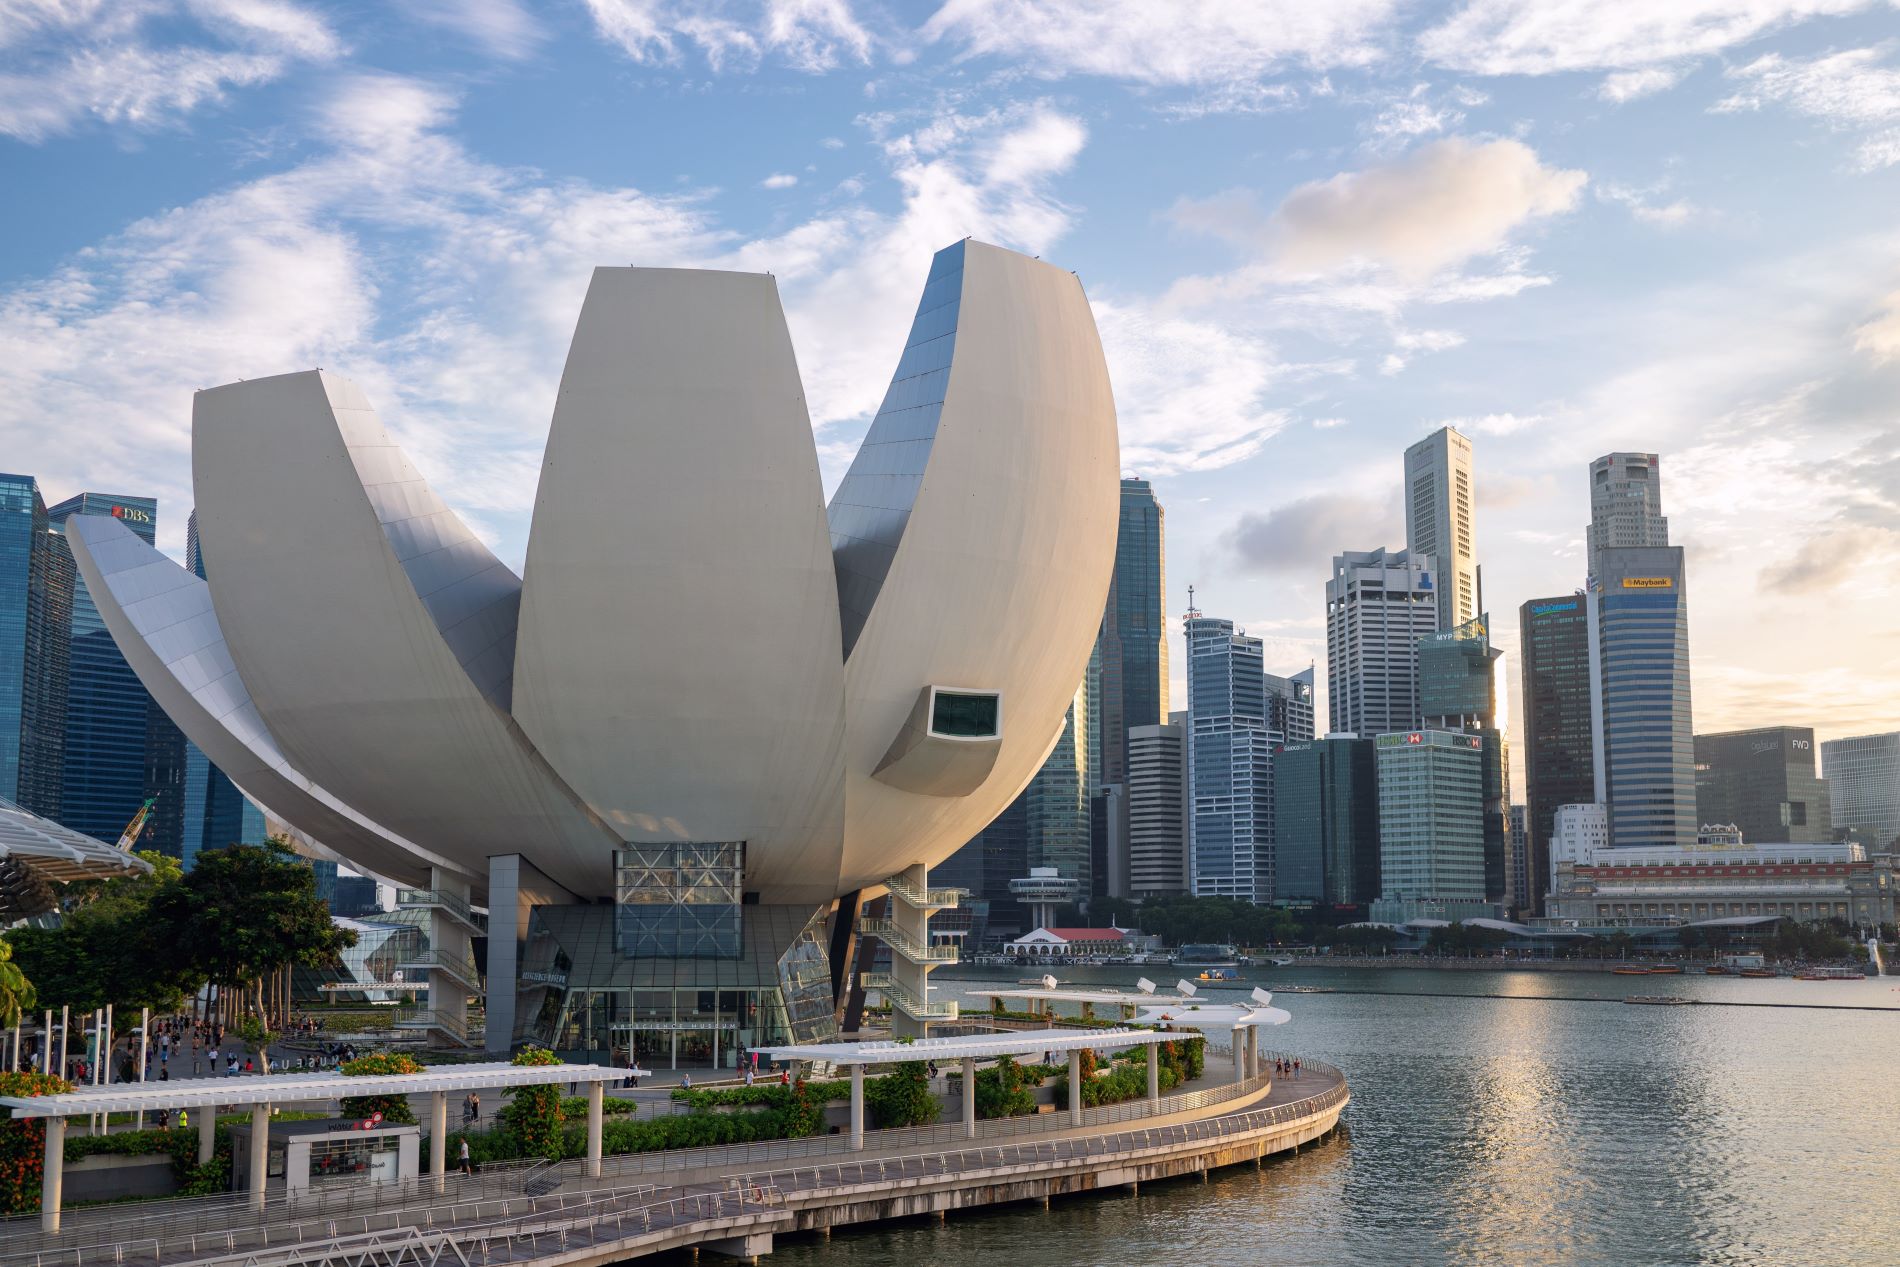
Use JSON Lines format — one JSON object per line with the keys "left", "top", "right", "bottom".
{"left": 0, "top": 1045, "right": 1347, "bottom": 1267}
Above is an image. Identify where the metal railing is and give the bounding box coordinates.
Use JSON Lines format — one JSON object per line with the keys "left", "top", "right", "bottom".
{"left": 879, "top": 873, "right": 964, "bottom": 911}
{"left": 575, "top": 1057, "right": 1289, "bottom": 1182}
{"left": 729, "top": 1065, "right": 1348, "bottom": 1202}
{"left": 391, "top": 953, "right": 482, "bottom": 995}
{"left": 860, "top": 973, "right": 958, "bottom": 1021}
{"left": 5, "top": 1058, "right": 1343, "bottom": 1267}
{"left": 389, "top": 1011, "right": 479, "bottom": 1047}
{"left": 392, "top": 890, "right": 486, "bottom": 934}
{"left": 858, "top": 918, "right": 960, "bottom": 965}
{"left": 0, "top": 1158, "right": 557, "bottom": 1264}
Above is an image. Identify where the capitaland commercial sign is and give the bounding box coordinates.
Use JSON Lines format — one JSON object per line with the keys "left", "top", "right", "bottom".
{"left": 1621, "top": 577, "right": 1673, "bottom": 589}
{"left": 1530, "top": 600, "right": 1578, "bottom": 616}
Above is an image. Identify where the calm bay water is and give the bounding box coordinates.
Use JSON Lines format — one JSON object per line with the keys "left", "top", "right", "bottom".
{"left": 763, "top": 963, "right": 1900, "bottom": 1267}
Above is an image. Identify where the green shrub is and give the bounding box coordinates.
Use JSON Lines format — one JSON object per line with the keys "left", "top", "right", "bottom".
{"left": 862, "top": 1061, "right": 939, "bottom": 1129}
{"left": 972, "top": 1055, "right": 1041, "bottom": 1119}
{"left": 339, "top": 1051, "right": 424, "bottom": 1125}
{"left": 0, "top": 1070, "right": 70, "bottom": 1215}
{"left": 505, "top": 1048, "right": 565, "bottom": 1158}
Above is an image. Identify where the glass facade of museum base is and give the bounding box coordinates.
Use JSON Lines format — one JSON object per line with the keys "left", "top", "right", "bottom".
{"left": 517, "top": 901, "right": 837, "bottom": 1069}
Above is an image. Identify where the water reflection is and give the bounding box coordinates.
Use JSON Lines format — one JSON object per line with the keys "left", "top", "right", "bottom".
{"left": 753, "top": 965, "right": 1900, "bottom": 1267}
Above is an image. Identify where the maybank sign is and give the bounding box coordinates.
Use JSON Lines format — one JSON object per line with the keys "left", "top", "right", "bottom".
{"left": 1621, "top": 577, "right": 1673, "bottom": 589}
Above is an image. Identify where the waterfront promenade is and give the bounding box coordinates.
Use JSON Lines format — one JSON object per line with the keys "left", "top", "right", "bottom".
{"left": 0, "top": 1055, "right": 1348, "bottom": 1266}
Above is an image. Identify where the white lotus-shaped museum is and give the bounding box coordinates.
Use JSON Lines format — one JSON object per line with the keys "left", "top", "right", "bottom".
{"left": 66, "top": 240, "right": 1118, "bottom": 932}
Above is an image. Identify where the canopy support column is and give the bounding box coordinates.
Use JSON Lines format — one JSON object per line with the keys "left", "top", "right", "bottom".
{"left": 585, "top": 1081, "right": 604, "bottom": 1178}
{"left": 248, "top": 1104, "right": 269, "bottom": 1211}
{"left": 1146, "top": 1043, "right": 1159, "bottom": 1105}
{"left": 849, "top": 1063, "right": 864, "bottom": 1151}
{"left": 961, "top": 1057, "right": 976, "bottom": 1139}
{"left": 197, "top": 1105, "right": 215, "bottom": 1164}
{"left": 1231, "top": 1032, "right": 1244, "bottom": 1084}
{"left": 40, "top": 1115, "right": 65, "bottom": 1233}
{"left": 1068, "top": 1050, "right": 1083, "bottom": 1126}
{"left": 1246, "top": 1026, "right": 1259, "bottom": 1079}
{"left": 430, "top": 1091, "right": 447, "bottom": 1194}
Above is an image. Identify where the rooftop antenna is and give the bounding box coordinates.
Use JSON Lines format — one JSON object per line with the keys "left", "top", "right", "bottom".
{"left": 1186, "top": 584, "right": 1198, "bottom": 618}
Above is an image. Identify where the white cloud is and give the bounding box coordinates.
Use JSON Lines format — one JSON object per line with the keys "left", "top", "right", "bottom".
{"left": 1380, "top": 326, "right": 1466, "bottom": 374}
{"left": 1173, "top": 138, "right": 1585, "bottom": 288}
{"left": 400, "top": 0, "right": 544, "bottom": 59}
{"left": 1854, "top": 289, "right": 1900, "bottom": 361}
{"left": 1717, "top": 46, "right": 1900, "bottom": 171}
{"left": 982, "top": 108, "right": 1086, "bottom": 185}
{"left": 1438, "top": 411, "right": 1541, "bottom": 435}
{"left": 1420, "top": 0, "right": 1875, "bottom": 75}
{"left": 0, "top": 0, "right": 338, "bottom": 141}
{"left": 1091, "top": 300, "right": 1288, "bottom": 475}
{"left": 761, "top": 172, "right": 799, "bottom": 188}
{"left": 1599, "top": 66, "right": 1684, "bottom": 102}
{"left": 581, "top": 0, "right": 872, "bottom": 72}
{"left": 921, "top": 0, "right": 1397, "bottom": 84}
{"left": 1597, "top": 182, "right": 1698, "bottom": 226}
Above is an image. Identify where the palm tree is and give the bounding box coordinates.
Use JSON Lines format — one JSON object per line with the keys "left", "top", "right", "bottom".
{"left": 0, "top": 936, "right": 35, "bottom": 1028}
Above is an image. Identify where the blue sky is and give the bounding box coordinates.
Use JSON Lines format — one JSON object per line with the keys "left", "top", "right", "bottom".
{"left": 4, "top": 0, "right": 1900, "bottom": 757}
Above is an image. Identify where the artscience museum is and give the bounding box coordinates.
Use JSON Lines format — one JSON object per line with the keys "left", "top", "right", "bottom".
{"left": 65, "top": 239, "right": 1120, "bottom": 1065}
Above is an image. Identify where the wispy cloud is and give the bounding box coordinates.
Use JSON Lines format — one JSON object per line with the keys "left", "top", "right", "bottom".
{"left": 580, "top": 0, "right": 873, "bottom": 73}
{"left": 0, "top": 0, "right": 340, "bottom": 141}
{"left": 1716, "top": 46, "right": 1900, "bottom": 171}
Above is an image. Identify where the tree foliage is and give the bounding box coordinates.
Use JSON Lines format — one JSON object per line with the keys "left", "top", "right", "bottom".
{"left": 150, "top": 840, "right": 354, "bottom": 1002}
{"left": 504, "top": 1048, "right": 566, "bottom": 1158}
{"left": 339, "top": 1052, "right": 425, "bottom": 1125}
{"left": 6, "top": 851, "right": 200, "bottom": 1013}
{"left": 0, "top": 938, "right": 34, "bottom": 1028}
{"left": 863, "top": 1060, "right": 939, "bottom": 1129}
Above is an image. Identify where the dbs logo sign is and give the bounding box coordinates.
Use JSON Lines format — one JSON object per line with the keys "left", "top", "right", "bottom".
{"left": 110, "top": 505, "right": 153, "bottom": 524}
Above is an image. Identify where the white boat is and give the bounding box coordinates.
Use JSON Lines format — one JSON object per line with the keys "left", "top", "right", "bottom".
{"left": 1269, "top": 955, "right": 1295, "bottom": 967}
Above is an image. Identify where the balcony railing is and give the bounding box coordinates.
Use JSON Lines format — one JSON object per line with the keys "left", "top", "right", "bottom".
{"left": 393, "top": 952, "right": 482, "bottom": 994}
{"left": 859, "top": 918, "right": 959, "bottom": 966}
{"left": 861, "top": 972, "right": 958, "bottom": 1021}
{"left": 881, "top": 873, "right": 965, "bottom": 911}
{"left": 394, "top": 888, "right": 487, "bottom": 933}
{"left": 391, "top": 1010, "right": 480, "bottom": 1046}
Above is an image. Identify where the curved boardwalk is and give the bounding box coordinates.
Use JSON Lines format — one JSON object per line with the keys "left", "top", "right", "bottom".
{"left": 2, "top": 1061, "right": 1348, "bottom": 1267}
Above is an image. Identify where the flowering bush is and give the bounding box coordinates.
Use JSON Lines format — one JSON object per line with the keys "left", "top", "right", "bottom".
{"left": 504, "top": 1048, "right": 565, "bottom": 1158}
{"left": 339, "top": 1051, "right": 425, "bottom": 1125}
{"left": 0, "top": 1070, "right": 71, "bottom": 1216}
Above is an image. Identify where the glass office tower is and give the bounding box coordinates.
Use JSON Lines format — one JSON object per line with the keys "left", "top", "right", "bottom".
{"left": 1416, "top": 614, "right": 1510, "bottom": 904}
{"left": 1186, "top": 609, "right": 1274, "bottom": 902}
{"left": 1519, "top": 595, "right": 1596, "bottom": 913}
{"left": 0, "top": 473, "right": 72, "bottom": 818}
{"left": 1274, "top": 736, "right": 1380, "bottom": 910}
{"left": 1589, "top": 546, "right": 1696, "bottom": 851}
{"left": 1694, "top": 727, "right": 1831, "bottom": 845}
{"left": 48, "top": 493, "right": 186, "bottom": 854}
{"left": 1822, "top": 732, "right": 1900, "bottom": 851}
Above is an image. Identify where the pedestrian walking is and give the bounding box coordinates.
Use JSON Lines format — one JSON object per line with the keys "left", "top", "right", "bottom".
{"left": 458, "top": 1139, "right": 472, "bottom": 1176}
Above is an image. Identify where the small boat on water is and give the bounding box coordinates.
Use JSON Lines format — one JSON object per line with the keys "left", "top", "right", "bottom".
{"left": 1612, "top": 966, "right": 1651, "bottom": 976}
{"left": 1625, "top": 995, "right": 1695, "bottom": 1006}
{"left": 1738, "top": 968, "right": 1777, "bottom": 978}
{"left": 1196, "top": 967, "right": 1238, "bottom": 982}
{"left": 1278, "top": 985, "right": 1334, "bottom": 994}
{"left": 1269, "top": 955, "right": 1296, "bottom": 967}
{"left": 1647, "top": 965, "right": 1684, "bottom": 975}
{"left": 1794, "top": 968, "right": 1866, "bottom": 981}
{"left": 1704, "top": 965, "right": 1731, "bottom": 975}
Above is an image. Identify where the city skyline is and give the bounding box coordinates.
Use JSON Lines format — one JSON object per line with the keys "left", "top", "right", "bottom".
{"left": 2, "top": 4, "right": 1897, "bottom": 762}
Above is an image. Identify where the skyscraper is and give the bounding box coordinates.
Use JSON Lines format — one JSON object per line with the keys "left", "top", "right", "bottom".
{"left": 47, "top": 493, "right": 187, "bottom": 855}
{"left": 1590, "top": 545, "right": 1696, "bottom": 851}
{"left": 1519, "top": 594, "right": 1596, "bottom": 914}
{"left": 1822, "top": 732, "right": 1900, "bottom": 849}
{"left": 1186, "top": 609, "right": 1273, "bottom": 902}
{"left": 1126, "top": 713, "right": 1188, "bottom": 898}
{"left": 1586, "top": 452, "right": 1668, "bottom": 584}
{"left": 1326, "top": 548, "right": 1437, "bottom": 737}
{"left": 1416, "top": 614, "right": 1510, "bottom": 903}
{"left": 1507, "top": 803, "right": 1529, "bottom": 913}
{"left": 1267, "top": 667, "right": 1316, "bottom": 744}
{"left": 1694, "top": 727, "right": 1831, "bottom": 845}
{"left": 1026, "top": 690, "right": 1090, "bottom": 893}
{"left": 1404, "top": 426, "right": 1476, "bottom": 631}
{"left": 1373, "top": 728, "right": 1488, "bottom": 922}
{"left": 1091, "top": 478, "right": 1168, "bottom": 789}
{"left": 178, "top": 506, "right": 266, "bottom": 866}
{"left": 0, "top": 473, "right": 72, "bottom": 817}
{"left": 1273, "top": 736, "right": 1380, "bottom": 910}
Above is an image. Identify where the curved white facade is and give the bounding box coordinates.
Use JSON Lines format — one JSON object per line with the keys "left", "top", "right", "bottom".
{"left": 73, "top": 240, "right": 1118, "bottom": 906}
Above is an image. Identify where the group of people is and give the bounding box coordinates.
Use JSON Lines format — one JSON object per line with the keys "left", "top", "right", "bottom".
{"left": 1273, "top": 1058, "right": 1301, "bottom": 1079}
{"left": 28, "top": 1012, "right": 363, "bottom": 1087}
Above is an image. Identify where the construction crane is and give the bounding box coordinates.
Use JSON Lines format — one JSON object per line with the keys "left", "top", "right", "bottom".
{"left": 114, "top": 797, "right": 156, "bottom": 853}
